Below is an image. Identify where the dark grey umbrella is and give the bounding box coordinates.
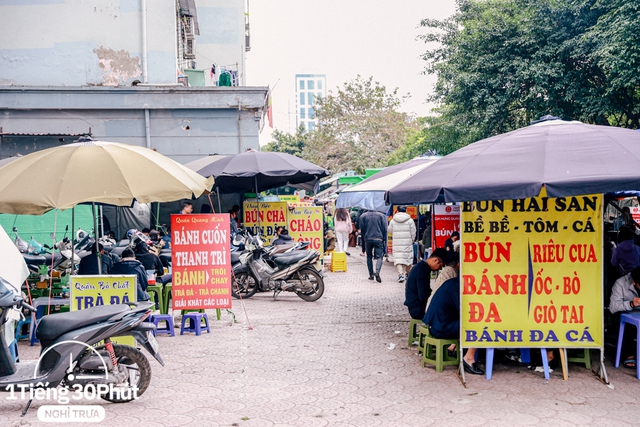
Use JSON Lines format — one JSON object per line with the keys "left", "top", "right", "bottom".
{"left": 193, "top": 151, "right": 330, "bottom": 194}
{"left": 386, "top": 119, "right": 640, "bottom": 204}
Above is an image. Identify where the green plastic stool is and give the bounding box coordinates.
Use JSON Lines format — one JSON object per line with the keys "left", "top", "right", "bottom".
{"left": 162, "top": 283, "right": 172, "bottom": 314}
{"left": 567, "top": 348, "right": 591, "bottom": 369}
{"left": 147, "top": 285, "right": 163, "bottom": 312}
{"left": 408, "top": 318, "right": 425, "bottom": 347}
{"left": 420, "top": 326, "right": 460, "bottom": 372}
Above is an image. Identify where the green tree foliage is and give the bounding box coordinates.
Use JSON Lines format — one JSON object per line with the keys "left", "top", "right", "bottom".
{"left": 585, "top": 0, "right": 640, "bottom": 127}
{"left": 262, "top": 124, "right": 308, "bottom": 157}
{"left": 418, "top": 0, "right": 639, "bottom": 141}
{"left": 303, "top": 76, "right": 417, "bottom": 174}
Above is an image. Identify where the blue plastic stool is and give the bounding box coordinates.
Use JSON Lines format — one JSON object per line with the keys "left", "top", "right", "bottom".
{"left": 8, "top": 339, "right": 19, "bottom": 363}
{"left": 615, "top": 312, "right": 640, "bottom": 380}
{"left": 180, "top": 313, "right": 210, "bottom": 336}
{"left": 30, "top": 305, "right": 49, "bottom": 346}
{"left": 485, "top": 348, "right": 550, "bottom": 380}
{"left": 16, "top": 317, "right": 31, "bottom": 340}
{"left": 150, "top": 314, "right": 175, "bottom": 337}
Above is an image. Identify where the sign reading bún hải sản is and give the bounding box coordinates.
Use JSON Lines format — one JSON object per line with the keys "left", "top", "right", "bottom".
{"left": 461, "top": 191, "right": 602, "bottom": 348}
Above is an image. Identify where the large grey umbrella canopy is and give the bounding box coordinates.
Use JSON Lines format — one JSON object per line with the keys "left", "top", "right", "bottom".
{"left": 386, "top": 119, "right": 640, "bottom": 204}
{"left": 0, "top": 139, "right": 214, "bottom": 215}
{"left": 193, "top": 150, "right": 330, "bottom": 194}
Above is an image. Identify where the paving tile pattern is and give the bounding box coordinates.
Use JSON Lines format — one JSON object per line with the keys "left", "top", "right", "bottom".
{"left": 2, "top": 253, "right": 638, "bottom": 426}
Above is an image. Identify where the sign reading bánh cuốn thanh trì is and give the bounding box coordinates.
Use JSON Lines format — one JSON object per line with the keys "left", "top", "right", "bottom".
{"left": 171, "top": 214, "right": 231, "bottom": 310}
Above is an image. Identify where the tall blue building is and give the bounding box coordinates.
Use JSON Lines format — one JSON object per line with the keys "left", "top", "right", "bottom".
{"left": 295, "top": 74, "right": 327, "bottom": 132}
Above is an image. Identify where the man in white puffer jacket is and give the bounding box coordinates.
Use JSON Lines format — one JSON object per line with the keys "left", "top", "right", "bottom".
{"left": 388, "top": 206, "right": 417, "bottom": 283}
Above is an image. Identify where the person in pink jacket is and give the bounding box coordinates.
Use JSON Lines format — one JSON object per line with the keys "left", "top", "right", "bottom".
{"left": 334, "top": 208, "right": 352, "bottom": 255}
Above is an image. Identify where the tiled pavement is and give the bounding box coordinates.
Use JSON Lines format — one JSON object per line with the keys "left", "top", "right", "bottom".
{"left": 2, "top": 252, "right": 639, "bottom": 426}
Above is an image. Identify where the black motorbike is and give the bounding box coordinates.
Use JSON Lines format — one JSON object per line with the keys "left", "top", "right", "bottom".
{"left": 0, "top": 280, "right": 163, "bottom": 413}
{"left": 231, "top": 230, "right": 324, "bottom": 301}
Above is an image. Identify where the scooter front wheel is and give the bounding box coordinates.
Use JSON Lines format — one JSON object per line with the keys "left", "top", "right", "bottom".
{"left": 99, "top": 344, "right": 151, "bottom": 403}
{"left": 231, "top": 272, "right": 259, "bottom": 299}
{"left": 295, "top": 268, "right": 325, "bottom": 302}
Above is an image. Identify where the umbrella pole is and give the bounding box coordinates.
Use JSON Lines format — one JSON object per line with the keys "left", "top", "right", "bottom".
{"left": 92, "top": 203, "right": 102, "bottom": 274}
{"left": 216, "top": 188, "right": 222, "bottom": 213}
{"left": 255, "top": 176, "right": 262, "bottom": 235}
{"left": 99, "top": 205, "right": 104, "bottom": 237}
{"left": 207, "top": 193, "right": 215, "bottom": 213}
{"left": 71, "top": 207, "right": 76, "bottom": 274}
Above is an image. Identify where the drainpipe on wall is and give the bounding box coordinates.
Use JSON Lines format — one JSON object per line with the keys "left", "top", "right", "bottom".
{"left": 237, "top": 101, "right": 244, "bottom": 152}
{"left": 141, "top": 0, "right": 148, "bottom": 82}
{"left": 142, "top": 0, "right": 151, "bottom": 149}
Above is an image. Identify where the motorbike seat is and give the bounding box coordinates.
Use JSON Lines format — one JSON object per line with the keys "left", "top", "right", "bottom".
{"left": 23, "top": 254, "right": 47, "bottom": 265}
{"left": 230, "top": 251, "right": 241, "bottom": 265}
{"left": 271, "top": 251, "right": 311, "bottom": 267}
{"left": 36, "top": 304, "right": 131, "bottom": 343}
{"left": 42, "top": 252, "right": 62, "bottom": 265}
{"left": 270, "top": 243, "right": 297, "bottom": 255}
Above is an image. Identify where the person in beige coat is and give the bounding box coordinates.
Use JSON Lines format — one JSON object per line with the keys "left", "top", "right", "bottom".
{"left": 388, "top": 206, "right": 417, "bottom": 283}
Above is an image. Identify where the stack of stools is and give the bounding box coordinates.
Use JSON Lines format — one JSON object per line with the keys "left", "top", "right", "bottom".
{"left": 149, "top": 314, "right": 175, "bottom": 337}
{"left": 181, "top": 312, "right": 211, "bottom": 336}
{"left": 330, "top": 251, "right": 347, "bottom": 272}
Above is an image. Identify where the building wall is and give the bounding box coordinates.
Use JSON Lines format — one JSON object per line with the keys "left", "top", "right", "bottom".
{"left": 0, "top": 86, "right": 267, "bottom": 162}
{"left": 0, "top": 0, "right": 177, "bottom": 86}
{"left": 295, "top": 74, "right": 326, "bottom": 132}
{"left": 194, "top": 0, "right": 246, "bottom": 86}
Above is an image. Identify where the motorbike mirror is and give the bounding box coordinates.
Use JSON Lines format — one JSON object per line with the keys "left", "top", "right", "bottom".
{"left": 12, "top": 227, "right": 17, "bottom": 232}
{"left": 50, "top": 232, "right": 55, "bottom": 239}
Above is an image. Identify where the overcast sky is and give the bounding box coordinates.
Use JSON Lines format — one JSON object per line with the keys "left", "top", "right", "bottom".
{"left": 245, "top": 0, "right": 458, "bottom": 145}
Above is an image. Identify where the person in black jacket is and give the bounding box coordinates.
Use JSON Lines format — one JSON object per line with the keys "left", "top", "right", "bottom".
{"left": 273, "top": 228, "right": 293, "bottom": 246}
{"left": 359, "top": 210, "right": 388, "bottom": 282}
{"left": 111, "top": 248, "right": 151, "bottom": 301}
{"left": 134, "top": 241, "right": 165, "bottom": 277}
{"left": 423, "top": 277, "right": 484, "bottom": 375}
{"left": 404, "top": 248, "right": 447, "bottom": 320}
{"left": 78, "top": 243, "right": 114, "bottom": 275}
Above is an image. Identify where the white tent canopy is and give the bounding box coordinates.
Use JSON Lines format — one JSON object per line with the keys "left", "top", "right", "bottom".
{"left": 336, "top": 156, "right": 441, "bottom": 212}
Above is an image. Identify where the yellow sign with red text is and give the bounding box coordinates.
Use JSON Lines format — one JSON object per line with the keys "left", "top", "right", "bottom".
{"left": 242, "top": 201, "right": 288, "bottom": 245}
{"left": 461, "top": 191, "right": 602, "bottom": 348}
{"left": 287, "top": 205, "right": 324, "bottom": 254}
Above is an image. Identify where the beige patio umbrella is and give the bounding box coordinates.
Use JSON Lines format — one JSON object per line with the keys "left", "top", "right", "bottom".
{"left": 0, "top": 138, "right": 214, "bottom": 215}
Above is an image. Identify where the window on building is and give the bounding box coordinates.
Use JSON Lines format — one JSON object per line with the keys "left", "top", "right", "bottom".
{"left": 308, "top": 80, "right": 315, "bottom": 90}
{"left": 317, "top": 92, "right": 322, "bottom": 100}
{"left": 300, "top": 95, "right": 305, "bottom": 106}
{"left": 318, "top": 80, "right": 323, "bottom": 90}
{"left": 308, "top": 108, "right": 315, "bottom": 119}
{"left": 308, "top": 122, "right": 316, "bottom": 131}
{"left": 300, "top": 108, "right": 306, "bottom": 119}
{"left": 308, "top": 93, "right": 315, "bottom": 105}
{"left": 299, "top": 80, "right": 305, "bottom": 90}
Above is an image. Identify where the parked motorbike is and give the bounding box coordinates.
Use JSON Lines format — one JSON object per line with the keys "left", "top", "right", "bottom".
{"left": 13, "top": 227, "right": 83, "bottom": 276}
{"left": 0, "top": 279, "right": 162, "bottom": 413}
{"left": 231, "top": 230, "right": 324, "bottom": 301}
